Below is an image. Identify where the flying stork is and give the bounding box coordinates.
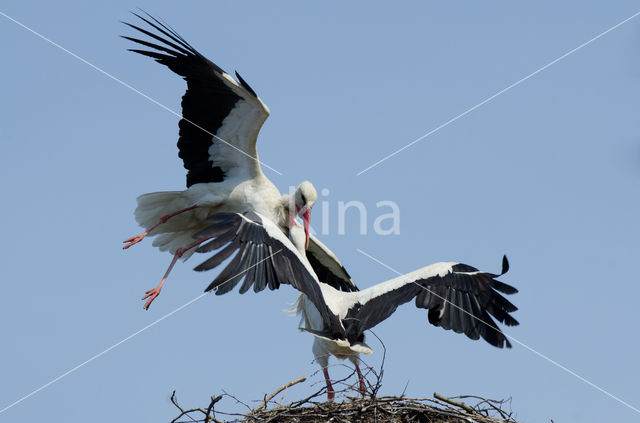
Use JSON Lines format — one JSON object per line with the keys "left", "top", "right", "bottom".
{"left": 192, "top": 211, "right": 519, "bottom": 401}
{"left": 121, "top": 13, "right": 357, "bottom": 308}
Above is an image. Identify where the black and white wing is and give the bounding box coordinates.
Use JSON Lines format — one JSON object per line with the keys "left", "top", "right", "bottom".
{"left": 306, "top": 235, "right": 358, "bottom": 292}
{"left": 192, "top": 211, "right": 345, "bottom": 338}
{"left": 122, "top": 12, "right": 269, "bottom": 187}
{"left": 341, "top": 256, "right": 518, "bottom": 348}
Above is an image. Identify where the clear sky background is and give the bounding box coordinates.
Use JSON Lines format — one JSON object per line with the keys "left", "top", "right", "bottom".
{"left": 1, "top": 1, "right": 639, "bottom": 422}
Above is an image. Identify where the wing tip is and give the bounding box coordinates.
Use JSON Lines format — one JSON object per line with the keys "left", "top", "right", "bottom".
{"left": 501, "top": 255, "right": 509, "bottom": 275}
{"left": 234, "top": 71, "right": 258, "bottom": 97}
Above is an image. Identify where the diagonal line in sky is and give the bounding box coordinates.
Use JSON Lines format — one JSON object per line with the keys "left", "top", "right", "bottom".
{"left": 0, "top": 249, "right": 282, "bottom": 415}
{"left": 356, "top": 248, "right": 640, "bottom": 415}
{"left": 0, "top": 293, "right": 207, "bottom": 415}
{"left": 356, "top": 10, "right": 640, "bottom": 176}
{"left": 0, "top": 10, "right": 283, "bottom": 176}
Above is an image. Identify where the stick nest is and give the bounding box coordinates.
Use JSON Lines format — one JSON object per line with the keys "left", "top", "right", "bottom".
{"left": 170, "top": 376, "right": 518, "bottom": 423}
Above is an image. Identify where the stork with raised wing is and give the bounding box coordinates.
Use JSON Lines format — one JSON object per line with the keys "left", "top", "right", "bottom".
{"left": 193, "top": 211, "right": 519, "bottom": 401}
{"left": 121, "top": 13, "right": 356, "bottom": 308}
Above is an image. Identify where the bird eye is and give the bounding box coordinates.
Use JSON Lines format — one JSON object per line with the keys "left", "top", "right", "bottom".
{"left": 301, "top": 193, "right": 307, "bottom": 205}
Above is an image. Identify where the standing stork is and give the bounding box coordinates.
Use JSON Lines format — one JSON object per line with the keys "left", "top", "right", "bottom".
{"left": 192, "top": 212, "right": 519, "bottom": 401}
{"left": 121, "top": 13, "right": 357, "bottom": 308}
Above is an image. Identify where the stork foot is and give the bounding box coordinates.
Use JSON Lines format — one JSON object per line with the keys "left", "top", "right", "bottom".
{"left": 138, "top": 238, "right": 207, "bottom": 310}
{"left": 122, "top": 205, "right": 199, "bottom": 250}
{"left": 122, "top": 233, "right": 147, "bottom": 249}
{"left": 141, "top": 286, "right": 162, "bottom": 310}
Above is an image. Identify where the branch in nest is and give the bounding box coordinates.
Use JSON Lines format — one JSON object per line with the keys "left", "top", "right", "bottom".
{"left": 365, "top": 329, "right": 387, "bottom": 398}
{"left": 433, "top": 392, "right": 475, "bottom": 413}
{"left": 251, "top": 376, "right": 307, "bottom": 413}
{"left": 170, "top": 391, "right": 223, "bottom": 423}
{"left": 455, "top": 395, "right": 515, "bottom": 420}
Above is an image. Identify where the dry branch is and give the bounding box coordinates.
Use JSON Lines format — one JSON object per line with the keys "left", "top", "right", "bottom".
{"left": 251, "top": 376, "right": 307, "bottom": 413}
{"left": 434, "top": 392, "right": 475, "bottom": 413}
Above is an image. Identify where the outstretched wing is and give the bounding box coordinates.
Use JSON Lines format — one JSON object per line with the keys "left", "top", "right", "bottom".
{"left": 342, "top": 256, "right": 518, "bottom": 348}
{"left": 122, "top": 12, "right": 270, "bottom": 187}
{"left": 306, "top": 235, "right": 358, "bottom": 292}
{"left": 193, "top": 211, "right": 345, "bottom": 339}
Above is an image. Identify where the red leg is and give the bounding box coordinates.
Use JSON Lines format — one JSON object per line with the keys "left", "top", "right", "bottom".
{"left": 323, "top": 367, "right": 335, "bottom": 402}
{"left": 355, "top": 363, "right": 366, "bottom": 398}
{"left": 123, "top": 205, "right": 198, "bottom": 249}
{"left": 141, "top": 238, "right": 207, "bottom": 309}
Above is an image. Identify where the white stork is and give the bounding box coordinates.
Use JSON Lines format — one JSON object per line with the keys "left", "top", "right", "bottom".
{"left": 193, "top": 211, "right": 519, "bottom": 401}
{"left": 121, "top": 13, "right": 357, "bottom": 308}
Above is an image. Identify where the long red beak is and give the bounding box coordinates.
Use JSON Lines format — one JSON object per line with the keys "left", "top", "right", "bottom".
{"left": 302, "top": 208, "right": 311, "bottom": 249}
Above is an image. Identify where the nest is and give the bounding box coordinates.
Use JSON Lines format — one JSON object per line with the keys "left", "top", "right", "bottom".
{"left": 170, "top": 376, "right": 518, "bottom": 423}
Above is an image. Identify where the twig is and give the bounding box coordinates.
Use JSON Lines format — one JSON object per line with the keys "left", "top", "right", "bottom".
{"left": 366, "top": 329, "right": 386, "bottom": 398}
{"left": 434, "top": 392, "right": 475, "bottom": 413}
{"left": 454, "top": 395, "right": 515, "bottom": 421}
{"left": 170, "top": 391, "right": 200, "bottom": 423}
{"left": 251, "top": 376, "right": 307, "bottom": 413}
{"left": 222, "top": 390, "right": 252, "bottom": 412}
{"left": 169, "top": 391, "right": 224, "bottom": 423}
{"left": 204, "top": 396, "right": 223, "bottom": 423}
{"left": 400, "top": 379, "right": 410, "bottom": 398}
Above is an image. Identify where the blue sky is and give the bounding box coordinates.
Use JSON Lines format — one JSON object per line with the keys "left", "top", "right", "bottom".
{"left": 1, "top": 1, "right": 639, "bottom": 422}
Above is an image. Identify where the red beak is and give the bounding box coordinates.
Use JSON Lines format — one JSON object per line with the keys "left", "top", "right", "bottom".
{"left": 302, "top": 208, "right": 311, "bottom": 249}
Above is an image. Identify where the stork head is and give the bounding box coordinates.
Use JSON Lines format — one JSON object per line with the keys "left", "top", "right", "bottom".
{"left": 292, "top": 181, "right": 317, "bottom": 249}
